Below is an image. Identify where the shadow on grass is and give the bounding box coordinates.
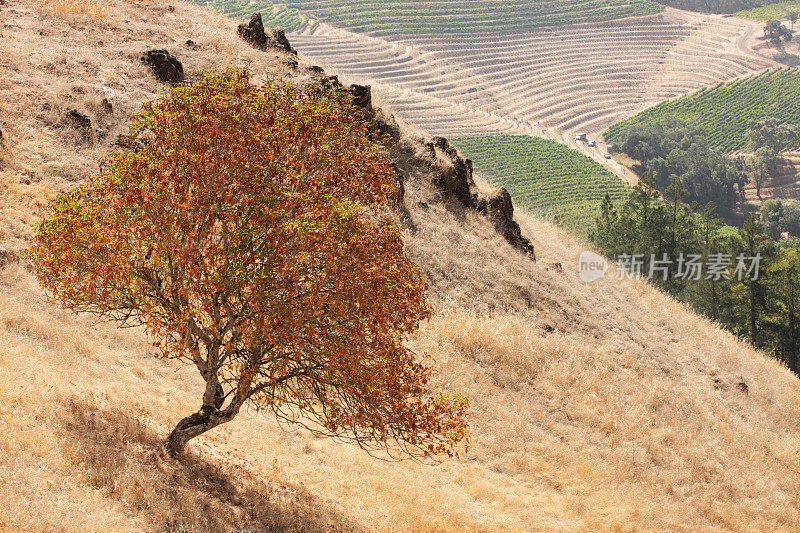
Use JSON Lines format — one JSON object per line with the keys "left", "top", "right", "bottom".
{"left": 774, "top": 49, "right": 799, "bottom": 67}
{"left": 58, "top": 398, "right": 364, "bottom": 532}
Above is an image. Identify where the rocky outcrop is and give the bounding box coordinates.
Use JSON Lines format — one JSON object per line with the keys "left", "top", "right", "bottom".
{"left": 140, "top": 49, "right": 184, "bottom": 84}
{"left": 262, "top": 30, "right": 535, "bottom": 259}
{"left": 346, "top": 82, "right": 534, "bottom": 259}
{"left": 427, "top": 137, "right": 475, "bottom": 207}
{"left": 305, "top": 65, "right": 402, "bottom": 145}
{"left": 478, "top": 188, "right": 537, "bottom": 258}
{"left": 412, "top": 133, "right": 535, "bottom": 259}
{"left": 237, "top": 13, "right": 297, "bottom": 54}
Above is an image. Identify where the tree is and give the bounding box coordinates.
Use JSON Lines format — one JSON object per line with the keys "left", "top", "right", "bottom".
{"left": 591, "top": 193, "right": 618, "bottom": 252}
{"left": 782, "top": 200, "right": 800, "bottom": 237}
{"left": 789, "top": 11, "right": 799, "bottom": 31}
{"left": 614, "top": 116, "right": 741, "bottom": 211}
{"left": 698, "top": 203, "right": 725, "bottom": 321}
{"left": 761, "top": 199, "right": 785, "bottom": 240}
{"left": 748, "top": 116, "right": 800, "bottom": 153}
{"left": 769, "top": 248, "right": 800, "bottom": 372}
{"left": 728, "top": 216, "right": 776, "bottom": 347}
{"left": 752, "top": 146, "right": 779, "bottom": 199}
{"left": 29, "top": 70, "right": 469, "bottom": 458}
{"left": 764, "top": 20, "right": 794, "bottom": 44}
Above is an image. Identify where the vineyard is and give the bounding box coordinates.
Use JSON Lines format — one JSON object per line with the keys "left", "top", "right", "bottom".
{"left": 657, "top": 0, "right": 786, "bottom": 14}
{"left": 737, "top": 1, "right": 800, "bottom": 19}
{"left": 452, "top": 135, "right": 629, "bottom": 235}
{"left": 188, "top": 0, "right": 315, "bottom": 30}
{"left": 191, "top": 0, "right": 665, "bottom": 35}
{"left": 605, "top": 69, "right": 800, "bottom": 152}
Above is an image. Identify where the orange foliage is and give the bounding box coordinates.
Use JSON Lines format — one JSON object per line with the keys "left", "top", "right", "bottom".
{"left": 29, "top": 70, "right": 468, "bottom": 458}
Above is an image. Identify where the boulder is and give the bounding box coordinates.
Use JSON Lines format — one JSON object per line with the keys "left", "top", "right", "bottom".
{"left": 345, "top": 84, "right": 372, "bottom": 109}
{"left": 486, "top": 187, "right": 514, "bottom": 222}
{"left": 320, "top": 75, "right": 342, "bottom": 91}
{"left": 140, "top": 49, "right": 183, "bottom": 84}
{"left": 371, "top": 106, "right": 401, "bottom": 145}
{"left": 66, "top": 110, "right": 92, "bottom": 140}
{"left": 237, "top": 13, "right": 296, "bottom": 54}
{"left": 237, "top": 13, "right": 269, "bottom": 49}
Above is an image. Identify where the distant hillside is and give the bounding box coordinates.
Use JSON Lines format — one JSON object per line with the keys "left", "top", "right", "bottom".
{"left": 193, "top": 0, "right": 665, "bottom": 34}
{"left": 738, "top": 0, "right": 800, "bottom": 19}
{"left": 2, "top": 1, "right": 800, "bottom": 531}
{"left": 606, "top": 69, "right": 800, "bottom": 152}
{"left": 657, "top": 0, "right": 787, "bottom": 13}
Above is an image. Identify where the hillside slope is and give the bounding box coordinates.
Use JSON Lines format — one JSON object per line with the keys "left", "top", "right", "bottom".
{"left": 2, "top": 1, "right": 800, "bottom": 531}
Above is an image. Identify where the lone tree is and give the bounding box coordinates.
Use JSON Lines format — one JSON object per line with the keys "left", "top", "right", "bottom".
{"left": 29, "top": 70, "right": 469, "bottom": 458}
{"left": 788, "top": 10, "right": 799, "bottom": 31}
{"left": 764, "top": 20, "right": 794, "bottom": 44}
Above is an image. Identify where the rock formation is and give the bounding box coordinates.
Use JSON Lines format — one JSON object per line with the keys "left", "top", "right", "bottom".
{"left": 140, "top": 49, "right": 184, "bottom": 84}
{"left": 242, "top": 21, "right": 535, "bottom": 259}
{"left": 66, "top": 110, "right": 92, "bottom": 141}
{"left": 237, "top": 13, "right": 297, "bottom": 54}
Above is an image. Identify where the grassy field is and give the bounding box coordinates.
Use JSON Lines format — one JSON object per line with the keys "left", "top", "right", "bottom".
{"left": 452, "top": 135, "right": 629, "bottom": 235}
{"left": 605, "top": 69, "right": 800, "bottom": 153}
{"left": 191, "top": 0, "right": 665, "bottom": 34}
{"left": 737, "top": 0, "right": 800, "bottom": 19}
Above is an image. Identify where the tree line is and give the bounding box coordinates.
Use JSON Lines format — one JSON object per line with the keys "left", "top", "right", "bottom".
{"left": 592, "top": 177, "right": 800, "bottom": 374}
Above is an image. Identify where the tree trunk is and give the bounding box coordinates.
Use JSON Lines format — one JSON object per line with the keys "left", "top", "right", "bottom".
{"left": 166, "top": 407, "right": 231, "bottom": 458}
{"left": 750, "top": 279, "right": 758, "bottom": 347}
{"left": 710, "top": 278, "right": 718, "bottom": 321}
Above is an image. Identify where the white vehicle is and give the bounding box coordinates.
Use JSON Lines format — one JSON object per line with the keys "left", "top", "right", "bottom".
{"left": 588, "top": 140, "right": 596, "bottom": 147}
{"left": 575, "top": 132, "right": 587, "bottom": 141}
{"left": 604, "top": 152, "right": 612, "bottom": 159}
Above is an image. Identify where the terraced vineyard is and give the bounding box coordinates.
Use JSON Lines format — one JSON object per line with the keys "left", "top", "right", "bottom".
{"left": 605, "top": 68, "right": 800, "bottom": 152}
{"left": 452, "top": 135, "right": 629, "bottom": 234}
{"left": 284, "top": 10, "right": 774, "bottom": 170}
{"left": 737, "top": 1, "right": 800, "bottom": 19}
{"left": 278, "top": 0, "right": 664, "bottom": 35}
{"left": 190, "top": 0, "right": 314, "bottom": 30}
{"left": 190, "top": 0, "right": 779, "bottom": 227}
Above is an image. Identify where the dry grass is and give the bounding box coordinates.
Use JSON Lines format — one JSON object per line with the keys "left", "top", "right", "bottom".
{"left": 41, "top": 0, "right": 110, "bottom": 19}
{"left": 2, "top": 0, "right": 800, "bottom": 531}
{"left": 0, "top": 0, "right": 298, "bottom": 255}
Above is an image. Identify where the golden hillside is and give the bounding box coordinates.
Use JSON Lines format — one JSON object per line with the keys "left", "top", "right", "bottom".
{"left": 1, "top": 1, "right": 800, "bottom": 531}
